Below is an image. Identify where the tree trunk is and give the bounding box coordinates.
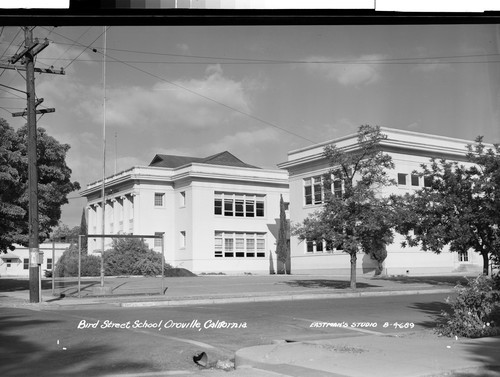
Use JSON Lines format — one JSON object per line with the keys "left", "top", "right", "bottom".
{"left": 482, "top": 251, "right": 489, "bottom": 276}
{"left": 350, "top": 252, "right": 357, "bottom": 289}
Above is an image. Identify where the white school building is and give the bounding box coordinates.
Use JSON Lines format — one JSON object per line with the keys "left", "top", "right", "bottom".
{"left": 81, "top": 128, "right": 485, "bottom": 276}
{"left": 277, "top": 127, "right": 483, "bottom": 276}
{"left": 81, "top": 151, "right": 289, "bottom": 274}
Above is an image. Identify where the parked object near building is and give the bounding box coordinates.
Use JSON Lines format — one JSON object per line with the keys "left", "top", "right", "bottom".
{"left": 81, "top": 151, "right": 289, "bottom": 274}
{"left": 278, "top": 127, "right": 484, "bottom": 276}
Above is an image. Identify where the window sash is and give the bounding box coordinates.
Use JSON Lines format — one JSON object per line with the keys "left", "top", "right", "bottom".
{"left": 411, "top": 174, "right": 419, "bottom": 186}
{"left": 214, "top": 193, "right": 265, "bottom": 217}
{"left": 154, "top": 193, "right": 164, "bottom": 206}
{"left": 397, "top": 173, "right": 407, "bottom": 185}
{"left": 215, "top": 232, "right": 265, "bottom": 258}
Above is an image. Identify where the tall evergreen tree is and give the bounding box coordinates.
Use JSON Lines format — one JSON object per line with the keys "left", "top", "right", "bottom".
{"left": 79, "top": 208, "right": 88, "bottom": 252}
{"left": 275, "top": 194, "right": 289, "bottom": 274}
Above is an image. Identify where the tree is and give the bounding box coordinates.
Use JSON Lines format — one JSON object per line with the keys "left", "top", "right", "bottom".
{"left": 395, "top": 137, "right": 500, "bottom": 275}
{"left": 0, "top": 119, "right": 25, "bottom": 252}
{"left": 79, "top": 208, "right": 88, "bottom": 251}
{"left": 275, "top": 194, "right": 290, "bottom": 274}
{"left": 0, "top": 119, "right": 80, "bottom": 252}
{"left": 51, "top": 224, "right": 81, "bottom": 243}
{"left": 293, "top": 125, "right": 396, "bottom": 288}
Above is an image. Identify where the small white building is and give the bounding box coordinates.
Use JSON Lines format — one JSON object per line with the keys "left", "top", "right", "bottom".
{"left": 81, "top": 151, "right": 289, "bottom": 274}
{"left": 0, "top": 242, "right": 69, "bottom": 278}
{"left": 278, "top": 127, "right": 484, "bottom": 276}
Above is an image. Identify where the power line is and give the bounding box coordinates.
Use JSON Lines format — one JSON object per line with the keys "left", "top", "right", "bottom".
{"left": 41, "top": 27, "right": 318, "bottom": 144}
{"left": 63, "top": 27, "right": 109, "bottom": 70}
{"left": 34, "top": 57, "right": 500, "bottom": 65}
{"left": 43, "top": 39, "right": 500, "bottom": 65}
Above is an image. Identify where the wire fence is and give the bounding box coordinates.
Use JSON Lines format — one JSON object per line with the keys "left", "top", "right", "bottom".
{"left": 50, "top": 234, "right": 166, "bottom": 298}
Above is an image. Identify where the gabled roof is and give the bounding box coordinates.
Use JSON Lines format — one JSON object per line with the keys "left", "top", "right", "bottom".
{"left": 149, "top": 151, "right": 260, "bottom": 169}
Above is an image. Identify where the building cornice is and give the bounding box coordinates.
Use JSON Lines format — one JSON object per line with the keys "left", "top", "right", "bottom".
{"left": 81, "top": 163, "right": 288, "bottom": 198}
{"left": 278, "top": 127, "right": 485, "bottom": 170}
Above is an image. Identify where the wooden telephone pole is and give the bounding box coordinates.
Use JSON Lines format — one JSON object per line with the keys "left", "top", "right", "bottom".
{"left": 7, "top": 27, "right": 65, "bottom": 303}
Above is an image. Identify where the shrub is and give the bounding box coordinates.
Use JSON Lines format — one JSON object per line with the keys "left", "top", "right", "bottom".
{"left": 437, "top": 275, "right": 500, "bottom": 338}
{"left": 54, "top": 244, "right": 101, "bottom": 277}
{"left": 103, "top": 238, "right": 169, "bottom": 276}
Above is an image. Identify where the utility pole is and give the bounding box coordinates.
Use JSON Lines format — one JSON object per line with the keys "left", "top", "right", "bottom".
{"left": 8, "top": 27, "right": 65, "bottom": 303}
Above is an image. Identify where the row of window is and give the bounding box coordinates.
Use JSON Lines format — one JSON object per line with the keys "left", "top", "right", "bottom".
{"left": 214, "top": 193, "right": 265, "bottom": 217}
{"left": 306, "top": 239, "right": 342, "bottom": 253}
{"left": 20, "top": 258, "right": 53, "bottom": 269}
{"left": 154, "top": 192, "right": 266, "bottom": 218}
{"left": 214, "top": 232, "right": 266, "bottom": 258}
{"left": 305, "top": 239, "right": 471, "bottom": 261}
{"left": 303, "top": 172, "right": 433, "bottom": 206}
{"left": 397, "top": 173, "right": 432, "bottom": 188}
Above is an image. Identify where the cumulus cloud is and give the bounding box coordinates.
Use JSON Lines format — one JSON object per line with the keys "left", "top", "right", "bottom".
{"left": 305, "top": 54, "right": 385, "bottom": 86}
{"left": 100, "top": 64, "right": 255, "bottom": 130}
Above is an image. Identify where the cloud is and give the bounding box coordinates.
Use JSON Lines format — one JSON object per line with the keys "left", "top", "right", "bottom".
{"left": 305, "top": 54, "right": 385, "bottom": 86}
{"left": 100, "top": 64, "right": 256, "bottom": 130}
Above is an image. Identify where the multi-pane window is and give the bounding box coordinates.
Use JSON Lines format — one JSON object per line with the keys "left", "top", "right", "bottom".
{"left": 306, "top": 239, "right": 338, "bottom": 253}
{"left": 411, "top": 174, "right": 420, "bottom": 186}
{"left": 154, "top": 193, "right": 164, "bottom": 207}
{"left": 214, "top": 232, "right": 266, "bottom": 258}
{"left": 47, "top": 258, "right": 53, "bottom": 270}
{"left": 304, "top": 174, "right": 341, "bottom": 205}
{"left": 397, "top": 173, "right": 407, "bottom": 185}
{"left": 214, "top": 193, "right": 265, "bottom": 217}
{"left": 304, "top": 176, "right": 322, "bottom": 205}
{"left": 23, "top": 258, "right": 29, "bottom": 270}
{"left": 154, "top": 232, "right": 163, "bottom": 248}
{"left": 458, "top": 251, "right": 469, "bottom": 262}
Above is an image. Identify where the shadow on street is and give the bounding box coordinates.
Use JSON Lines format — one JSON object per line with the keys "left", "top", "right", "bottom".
{"left": 408, "top": 300, "right": 452, "bottom": 329}
{"left": 0, "top": 311, "right": 157, "bottom": 377}
{"left": 280, "top": 279, "right": 380, "bottom": 289}
{"left": 375, "top": 275, "right": 470, "bottom": 286}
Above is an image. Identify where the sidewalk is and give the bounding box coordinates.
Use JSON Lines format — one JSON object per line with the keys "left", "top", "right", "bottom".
{"left": 0, "top": 273, "right": 463, "bottom": 309}
{"left": 2, "top": 274, "right": 499, "bottom": 377}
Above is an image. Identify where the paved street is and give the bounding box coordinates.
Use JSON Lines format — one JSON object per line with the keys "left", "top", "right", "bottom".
{"left": 0, "top": 292, "right": 451, "bottom": 377}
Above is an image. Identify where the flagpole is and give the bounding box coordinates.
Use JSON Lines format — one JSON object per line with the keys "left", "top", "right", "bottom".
{"left": 100, "top": 26, "right": 107, "bottom": 288}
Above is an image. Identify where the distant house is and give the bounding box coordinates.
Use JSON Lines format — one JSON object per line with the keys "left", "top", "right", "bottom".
{"left": 0, "top": 242, "right": 70, "bottom": 278}
{"left": 278, "top": 127, "right": 483, "bottom": 276}
{"left": 80, "top": 151, "right": 289, "bottom": 274}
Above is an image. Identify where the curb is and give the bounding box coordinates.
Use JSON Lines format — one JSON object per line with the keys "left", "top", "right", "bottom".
{"left": 119, "top": 288, "right": 454, "bottom": 308}
{"left": 0, "top": 288, "right": 455, "bottom": 310}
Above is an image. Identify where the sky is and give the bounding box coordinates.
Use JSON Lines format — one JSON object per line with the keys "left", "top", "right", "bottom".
{"left": 1, "top": 23, "right": 500, "bottom": 227}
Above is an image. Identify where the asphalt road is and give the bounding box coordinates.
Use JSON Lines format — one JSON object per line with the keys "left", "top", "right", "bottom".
{"left": 0, "top": 292, "right": 451, "bottom": 377}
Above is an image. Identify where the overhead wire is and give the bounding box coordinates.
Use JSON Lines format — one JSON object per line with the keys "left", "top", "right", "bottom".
{"left": 43, "top": 40, "right": 500, "bottom": 65}
{"left": 41, "top": 27, "right": 319, "bottom": 144}
{"left": 32, "top": 27, "right": 500, "bottom": 144}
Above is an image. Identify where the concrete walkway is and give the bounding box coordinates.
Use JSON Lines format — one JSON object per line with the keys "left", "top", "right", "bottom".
{"left": 1, "top": 274, "right": 499, "bottom": 376}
